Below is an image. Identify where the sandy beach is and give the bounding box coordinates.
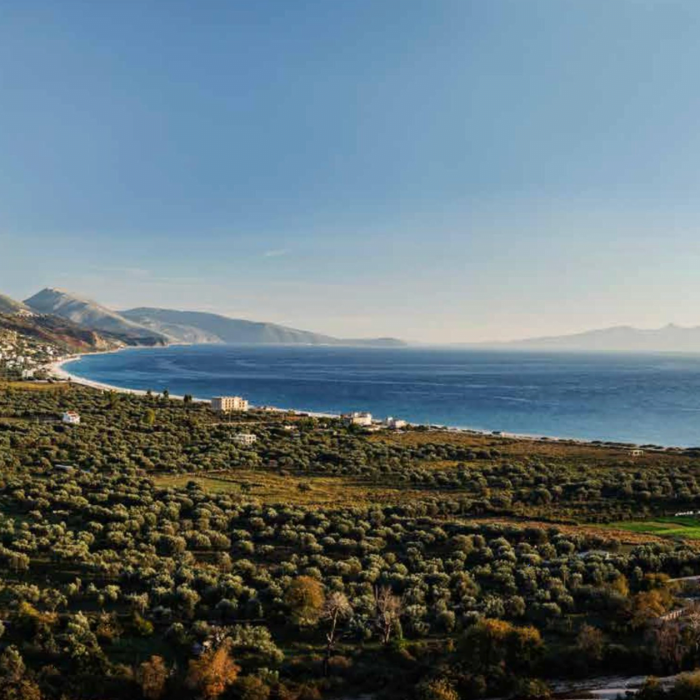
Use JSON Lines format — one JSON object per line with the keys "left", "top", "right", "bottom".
{"left": 46, "top": 353, "right": 155, "bottom": 397}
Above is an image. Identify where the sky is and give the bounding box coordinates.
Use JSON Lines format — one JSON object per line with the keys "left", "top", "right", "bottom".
{"left": 3, "top": 0, "right": 700, "bottom": 342}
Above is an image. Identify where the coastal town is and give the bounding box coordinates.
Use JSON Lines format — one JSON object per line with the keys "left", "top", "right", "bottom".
{"left": 0, "top": 325, "right": 57, "bottom": 379}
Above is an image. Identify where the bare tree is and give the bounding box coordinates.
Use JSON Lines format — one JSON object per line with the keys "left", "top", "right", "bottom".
{"left": 652, "top": 620, "right": 686, "bottom": 672}
{"left": 322, "top": 591, "right": 353, "bottom": 675}
{"left": 374, "top": 586, "right": 402, "bottom": 645}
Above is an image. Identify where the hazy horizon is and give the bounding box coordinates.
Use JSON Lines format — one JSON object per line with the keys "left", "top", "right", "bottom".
{"left": 14, "top": 284, "right": 700, "bottom": 346}
{"left": 4, "top": 1, "right": 700, "bottom": 343}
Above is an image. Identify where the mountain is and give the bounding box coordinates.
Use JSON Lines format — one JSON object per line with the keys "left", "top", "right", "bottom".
{"left": 24, "top": 288, "right": 167, "bottom": 346}
{"left": 0, "top": 312, "right": 122, "bottom": 353}
{"left": 0, "top": 293, "right": 30, "bottom": 315}
{"left": 122, "top": 307, "right": 406, "bottom": 347}
{"left": 478, "top": 324, "right": 700, "bottom": 353}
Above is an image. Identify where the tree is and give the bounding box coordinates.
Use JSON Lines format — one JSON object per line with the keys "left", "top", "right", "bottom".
{"left": 284, "top": 576, "right": 325, "bottom": 626}
{"left": 374, "top": 586, "right": 402, "bottom": 645}
{"left": 144, "top": 409, "right": 156, "bottom": 428}
{"left": 631, "top": 589, "right": 671, "bottom": 629}
{"left": 0, "top": 646, "right": 41, "bottom": 700}
{"left": 0, "top": 646, "right": 25, "bottom": 683}
{"left": 576, "top": 624, "right": 605, "bottom": 665}
{"left": 232, "top": 675, "right": 271, "bottom": 700}
{"left": 669, "top": 671, "right": 700, "bottom": 699}
{"left": 186, "top": 641, "right": 240, "bottom": 699}
{"left": 64, "top": 612, "right": 106, "bottom": 672}
{"left": 461, "top": 618, "right": 543, "bottom": 675}
{"left": 652, "top": 621, "right": 687, "bottom": 672}
{"left": 416, "top": 677, "right": 460, "bottom": 700}
{"left": 137, "top": 655, "right": 169, "bottom": 700}
{"left": 322, "top": 591, "right": 352, "bottom": 674}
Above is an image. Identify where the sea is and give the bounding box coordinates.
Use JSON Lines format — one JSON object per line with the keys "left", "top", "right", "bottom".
{"left": 63, "top": 345, "right": 700, "bottom": 447}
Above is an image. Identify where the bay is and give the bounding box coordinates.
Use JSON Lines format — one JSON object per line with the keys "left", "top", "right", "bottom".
{"left": 64, "top": 345, "right": 700, "bottom": 447}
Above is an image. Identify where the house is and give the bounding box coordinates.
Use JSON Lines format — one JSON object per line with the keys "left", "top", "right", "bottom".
{"left": 54, "top": 464, "right": 76, "bottom": 473}
{"left": 62, "top": 411, "right": 81, "bottom": 425}
{"left": 211, "top": 396, "right": 249, "bottom": 412}
{"left": 629, "top": 449, "right": 644, "bottom": 457}
{"left": 385, "top": 416, "right": 407, "bottom": 430}
{"left": 232, "top": 433, "right": 257, "bottom": 446}
{"left": 341, "top": 412, "right": 373, "bottom": 427}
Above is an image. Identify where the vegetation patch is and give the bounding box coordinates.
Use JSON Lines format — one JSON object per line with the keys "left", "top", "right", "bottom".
{"left": 602, "top": 516, "right": 700, "bottom": 540}
{"left": 0, "top": 383, "right": 699, "bottom": 698}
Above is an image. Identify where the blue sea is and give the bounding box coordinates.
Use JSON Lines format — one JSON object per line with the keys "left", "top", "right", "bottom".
{"left": 64, "top": 345, "right": 700, "bottom": 447}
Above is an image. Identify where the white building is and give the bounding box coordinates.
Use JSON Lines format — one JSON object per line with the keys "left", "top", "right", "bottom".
{"left": 342, "top": 412, "right": 373, "bottom": 427}
{"left": 211, "top": 396, "right": 249, "bottom": 412}
{"left": 385, "top": 416, "right": 407, "bottom": 430}
{"left": 232, "top": 433, "right": 257, "bottom": 446}
{"left": 62, "top": 411, "right": 81, "bottom": 425}
{"left": 54, "top": 464, "right": 76, "bottom": 473}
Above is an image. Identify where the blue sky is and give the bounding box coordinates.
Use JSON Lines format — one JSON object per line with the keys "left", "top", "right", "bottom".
{"left": 3, "top": 0, "right": 700, "bottom": 342}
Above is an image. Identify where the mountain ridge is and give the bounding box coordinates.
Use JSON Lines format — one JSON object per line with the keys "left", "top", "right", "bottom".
{"left": 24, "top": 288, "right": 168, "bottom": 346}
{"left": 122, "top": 307, "right": 407, "bottom": 347}
{"left": 471, "top": 323, "right": 700, "bottom": 352}
{"left": 16, "top": 288, "right": 405, "bottom": 348}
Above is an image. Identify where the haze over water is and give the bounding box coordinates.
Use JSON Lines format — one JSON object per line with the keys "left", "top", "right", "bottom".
{"left": 65, "top": 345, "right": 700, "bottom": 447}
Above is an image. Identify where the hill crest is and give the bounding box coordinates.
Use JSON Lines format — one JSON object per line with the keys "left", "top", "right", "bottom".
{"left": 122, "top": 307, "right": 406, "bottom": 347}
{"left": 24, "top": 288, "right": 167, "bottom": 346}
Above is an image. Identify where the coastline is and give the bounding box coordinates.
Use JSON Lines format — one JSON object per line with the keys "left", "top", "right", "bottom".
{"left": 47, "top": 352, "right": 154, "bottom": 398}
{"left": 45, "top": 352, "right": 340, "bottom": 418}
{"left": 42, "top": 350, "right": 652, "bottom": 450}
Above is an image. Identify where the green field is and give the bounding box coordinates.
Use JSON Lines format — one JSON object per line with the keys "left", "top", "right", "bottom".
{"left": 604, "top": 516, "right": 700, "bottom": 539}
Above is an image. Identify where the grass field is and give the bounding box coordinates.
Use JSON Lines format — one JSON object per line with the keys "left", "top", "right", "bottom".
{"left": 0, "top": 380, "right": 69, "bottom": 392}
{"left": 152, "top": 469, "right": 436, "bottom": 508}
{"left": 370, "top": 429, "right": 686, "bottom": 466}
{"left": 601, "top": 516, "right": 700, "bottom": 540}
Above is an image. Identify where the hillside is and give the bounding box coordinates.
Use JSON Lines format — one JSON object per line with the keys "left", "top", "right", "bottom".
{"left": 481, "top": 324, "right": 700, "bottom": 353}
{"left": 24, "top": 288, "right": 167, "bottom": 346}
{"left": 0, "top": 292, "right": 29, "bottom": 315}
{"left": 0, "top": 312, "right": 122, "bottom": 353}
{"left": 122, "top": 307, "right": 406, "bottom": 346}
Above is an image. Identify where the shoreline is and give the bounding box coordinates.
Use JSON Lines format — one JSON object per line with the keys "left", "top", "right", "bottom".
{"left": 47, "top": 352, "right": 155, "bottom": 398}
{"left": 45, "top": 352, "right": 340, "bottom": 418}
{"left": 42, "top": 350, "right": 662, "bottom": 450}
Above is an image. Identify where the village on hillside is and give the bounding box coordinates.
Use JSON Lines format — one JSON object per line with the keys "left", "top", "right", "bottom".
{"left": 0, "top": 326, "right": 57, "bottom": 380}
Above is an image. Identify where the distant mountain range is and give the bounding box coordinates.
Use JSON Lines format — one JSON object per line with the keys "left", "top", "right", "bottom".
{"left": 15, "top": 288, "right": 405, "bottom": 348}
{"left": 477, "top": 324, "right": 700, "bottom": 353}
{"left": 121, "top": 307, "right": 404, "bottom": 347}
{"left": 6, "top": 286, "right": 700, "bottom": 353}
